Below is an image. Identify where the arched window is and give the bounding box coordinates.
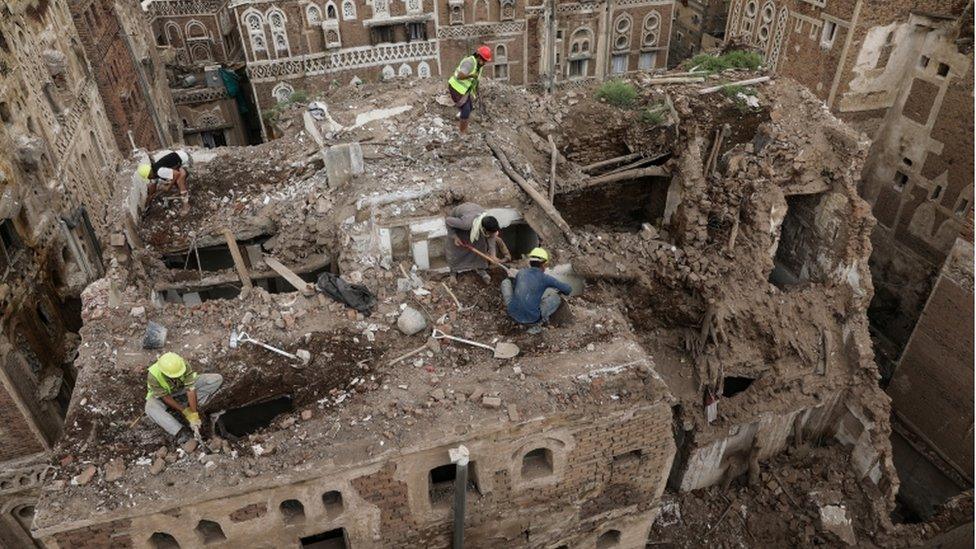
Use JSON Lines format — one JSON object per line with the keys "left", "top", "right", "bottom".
{"left": 242, "top": 11, "right": 266, "bottom": 53}
{"left": 500, "top": 0, "right": 515, "bottom": 21}
{"left": 417, "top": 61, "right": 431, "bottom": 78}
{"left": 267, "top": 8, "right": 289, "bottom": 55}
{"left": 325, "top": 1, "right": 338, "bottom": 19}
{"left": 495, "top": 44, "right": 507, "bottom": 60}
{"left": 185, "top": 20, "right": 208, "bottom": 40}
{"left": 474, "top": 0, "right": 490, "bottom": 22}
{"left": 272, "top": 82, "right": 295, "bottom": 103}
{"left": 189, "top": 43, "right": 212, "bottom": 62}
{"left": 613, "top": 14, "right": 632, "bottom": 51}
{"left": 398, "top": 63, "right": 413, "bottom": 77}
{"left": 306, "top": 4, "right": 323, "bottom": 25}
{"left": 373, "top": 0, "right": 390, "bottom": 18}
{"left": 165, "top": 22, "right": 182, "bottom": 46}
{"left": 342, "top": 0, "right": 357, "bottom": 19}
{"left": 381, "top": 64, "right": 395, "bottom": 79}
{"left": 642, "top": 12, "right": 661, "bottom": 47}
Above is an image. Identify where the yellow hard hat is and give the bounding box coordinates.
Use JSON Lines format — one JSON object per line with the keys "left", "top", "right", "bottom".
{"left": 156, "top": 352, "right": 187, "bottom": 378}
{"left": 528, "top": 247, "right": 549, "bottom": 263}
{"left": 137, "top": 164, "right": 152, "bottom": 179}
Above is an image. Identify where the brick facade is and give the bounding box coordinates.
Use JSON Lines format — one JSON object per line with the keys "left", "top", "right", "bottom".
{"left": 668, "top": 0, "right": 728, "bottom": 67}
{"left": 68, "top": 0, "right": 179, "bottom": 153}
{"left": 39, "top": 395, "right": 676, "bottom": 547}
{"left": 150, "top": 0, "right": 674, "bottom": 138}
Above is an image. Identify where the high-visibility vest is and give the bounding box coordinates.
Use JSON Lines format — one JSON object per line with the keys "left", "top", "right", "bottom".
{"left": 146, "top": 363, "right": 173, "bottom": 399}
{"left": 448, "top": 55, "right": 481, "bottom": 95}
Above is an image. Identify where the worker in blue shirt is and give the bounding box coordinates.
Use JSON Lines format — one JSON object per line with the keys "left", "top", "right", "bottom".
{"left": 501, "top": 247, "right": 572, "bottom": 333}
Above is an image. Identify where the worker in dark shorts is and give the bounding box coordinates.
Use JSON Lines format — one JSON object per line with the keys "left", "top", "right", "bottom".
{"left": 138, "top": 150, "right": 192, "bottom": 214}
{"left": 447, "top": 45, "right": 492, "bottom": 134}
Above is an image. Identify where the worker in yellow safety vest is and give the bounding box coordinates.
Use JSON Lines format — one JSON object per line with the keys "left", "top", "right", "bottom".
{"left": 447, "top": 45, "right": 492, "bottom": 134}
{"left": 144, "top": 352, "right": 223, "bottom": 444}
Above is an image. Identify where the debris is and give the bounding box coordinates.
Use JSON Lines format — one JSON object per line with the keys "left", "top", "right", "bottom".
{"left": 396, "top": 306, "right": 427, "bottom": 336}
{"left": 149, "top": 458, "right": 166, "bottom": 475}
{"left": 142, "top": 321, "right": 167, "bottom": 349}
{"left": 71, "top": 465, "right": 97, "bottom": 486}
{"left": 482, "top": 396, "right": 502, "bottom": 409}
{"left": 104, "top": 460, "right": 125, "bottom": 482}
{"left": 818, "top": 504, "right": 857, "bottom": 545}
{"left": 181, "top": 438, "right": 199, "bottom": 454}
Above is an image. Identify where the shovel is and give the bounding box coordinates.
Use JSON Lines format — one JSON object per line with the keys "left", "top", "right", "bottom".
{"left": 229, "top": 330, "right": 300, "bottom": 361}
{"left": 431, "top": 328, "right": 519, "bottom": 359}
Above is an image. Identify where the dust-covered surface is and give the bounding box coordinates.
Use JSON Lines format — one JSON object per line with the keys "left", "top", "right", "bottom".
{"left": 30, "top": 72, "right": 963, "bottom": 543}
{"left": 649, "top": 444, "right": 973, "bottom": 548}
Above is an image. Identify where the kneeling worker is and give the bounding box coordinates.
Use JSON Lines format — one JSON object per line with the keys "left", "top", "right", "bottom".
{"left": 138, "top": 149, "right": 192, "bottom": 214}
{"left": 501, "top": 247, "right": 572, "bottom": 333}
{"left": 145, "top": 352, "right": 223, "bottom": 444}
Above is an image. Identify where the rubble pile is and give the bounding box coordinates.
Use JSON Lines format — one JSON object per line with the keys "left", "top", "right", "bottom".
{"left": 30, "top": 72, "right": 955, "bottom": 545}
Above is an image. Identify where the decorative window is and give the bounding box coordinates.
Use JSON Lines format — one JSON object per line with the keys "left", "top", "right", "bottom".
{"left": 520, "top": 448, "right": 553, "bottom": 480}
{"left": 381, "top": 64, "right": 395, "bottom": 79}
{"left": 342, "top": 0, "right": 357, "bottom": 19}
{"left": 373, "top": 0, "right": 390, "bottom": 18}
{"left": 325, "top": 28, "right": 341, "bottom": 48}
{"left": 398, "top": 63, "right": 413, "bottom": 77}
{"left": 450, "top": 5, "right": 463, "bottom": 24}
{"left": 474, "top": 0, "right": 490, "bottom": 22}
{"left": 642, "top": 12, "right": 660, "bottom": 47}
{"left": 272, "top": 82, "right": 295, "bottom": 103}
{"left": 613, "top": 14, "right": 632, "bottom": 52}
{"left": 325, "top": 1, "right": 338, "bottom": 19}
{"left": 500, "top": 0, "right": 515, "bottom": 21}
{"left": 242, "top": 11, "right": 266, "bottom": 53}
{"left": 754, "top": 1, "right": 774, "bottom": 50}
{"left": 741, "top": 0, "right": 758, "bottom": 39}
{"left": 267, "top": 9, "right": 290, "bottom": 55}
{"left": 406, "top": 0, "right": 422, "bottom": 14}
{"left": 186, "top": 20, "right": 209, "bottom": 40}
{"left": 165, "top": 22, "right": 183, "bottom": 46}
{"left": 417, "top": 61, "right": 431, "bottom": 78}
{"left": 568, "top": 58, "right": 587, "bottom": 78}
{"left": 307, "top": 4, "right": 323, "bottom": 24}
{"left": 569, "top": 27, "right": 593, "bottom": 58}
{"left": 189, "top": 43, "right": 212, "bottom": 62}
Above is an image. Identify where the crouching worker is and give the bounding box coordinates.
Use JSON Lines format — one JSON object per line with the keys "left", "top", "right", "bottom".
{"left": 138, "top": 149, "right": 192, "bottom": 215}
{"left": 501, "top": 247, "right": 572, "bottom": 334}
{"left": 446, "top": 202, "right": 511, "bottom": 284}
{"left": 145, "top": 352, "right": 222, "bottom": 444}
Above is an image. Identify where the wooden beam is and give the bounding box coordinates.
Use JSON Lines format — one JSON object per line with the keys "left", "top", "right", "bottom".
{"left": 602, "top": 152, "right": 669, "bottom": 176}
{"left": 222, "top": 228, "right": 252, "bottom": 292}
{"left": 264, "top": 255, "right": 316, "bottom": 296}
{"left": 486, "top": 137, "right": 577, "bottom": 245}
{"left": 699, "top": 76, "right": 772, "bottom": 95}
{"left": 581, "top": 152, "right": 644, "bottom": 174}
{"left": 548, "top": 134, "right": 558, "bottom": 203}
{"left": 582, "top": 166, "right": 669, "bottom": 188}
{"left": 643, "top": 76, "right": 706, "bottom": 85}
{"left": 154, "top": 255, "right": 330, "bottom": 293}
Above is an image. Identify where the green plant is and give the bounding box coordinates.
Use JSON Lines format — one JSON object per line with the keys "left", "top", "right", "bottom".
{"left": 688, "top": 50, "right": 763, "bottom": 73}
{"left": 288, "top": 90, "right": 309, "bottom": 103}
{"left": 595, "top": 79, "right": 638, "bottom": 107}
{"left": 641, "top": 102, "right": 668, "bottom": 125}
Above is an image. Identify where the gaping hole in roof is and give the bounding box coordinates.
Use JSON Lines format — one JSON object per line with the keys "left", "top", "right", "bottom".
{"left": 555, "top": 176, "right": 670, "bottom": 232}
{"left": 216, "top": 394, "right": 294, "bottom": 439}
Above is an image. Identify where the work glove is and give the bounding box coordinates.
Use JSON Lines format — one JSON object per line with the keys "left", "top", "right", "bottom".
{"left": 182, "top": 409, "right": 201, "bottom": 426}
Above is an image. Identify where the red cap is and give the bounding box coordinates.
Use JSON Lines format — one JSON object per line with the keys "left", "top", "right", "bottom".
{"left": 476, "top": 45, "right": 492, "bottom": 62}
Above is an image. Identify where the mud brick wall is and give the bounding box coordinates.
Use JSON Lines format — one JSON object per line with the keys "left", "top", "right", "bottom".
{"left": 50, "top": 518, "right": 132, "bottom": 549}
{"left": 350, "top": 403, "right": 675, "bottom": 548}
{"left": 888, "top": 240, "right": 974, "bottom": 475}
{"left": 0, "top": 385, "right": 45, "bottom": 462}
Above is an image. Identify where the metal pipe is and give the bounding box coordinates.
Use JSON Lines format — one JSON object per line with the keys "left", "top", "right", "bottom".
{"left": 450, "top": 445, "right": 469, "bottom": 549}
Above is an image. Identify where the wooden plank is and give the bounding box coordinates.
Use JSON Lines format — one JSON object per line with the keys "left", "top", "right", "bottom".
{"left": 222, "top": 228, "right": 253, "bottom": 290}
{"left": 581, "top": 152, "right": 644, "bottom": 173}
{"left": 581, "top": 166, "right": 669, "bottom": 188}
{"left": 548, "top": 134, "right": 558, "bottom": 203}
{"left": 264, "top": 255, "right": 316, "bottom": 296}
